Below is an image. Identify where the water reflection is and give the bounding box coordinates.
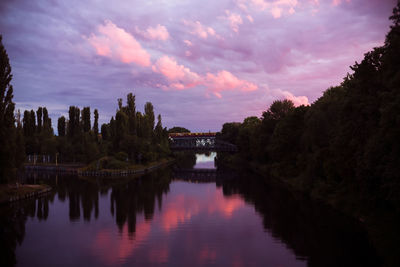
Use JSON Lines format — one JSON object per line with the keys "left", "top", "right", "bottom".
{"left": 218, "top": 176, "right": 382, "bottom": 267}
{"left": 0, "top": 168, "right": 386, "bottom": 266}
{"left": 194, "top": 152, "right": 216, "bottom": 169}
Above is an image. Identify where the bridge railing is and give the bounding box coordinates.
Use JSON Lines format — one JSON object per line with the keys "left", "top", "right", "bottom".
{"left": 168, "top": 132, "right": 217, "bottom": 138}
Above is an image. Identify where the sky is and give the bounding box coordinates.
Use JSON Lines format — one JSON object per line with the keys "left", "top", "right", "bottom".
{"left": 0, "top": 0, "right": 396, "bottom": 132}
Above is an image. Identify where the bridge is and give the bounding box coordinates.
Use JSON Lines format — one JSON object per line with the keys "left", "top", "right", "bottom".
{"left": 168, "top": 132, "right": 237, "bottom": 152}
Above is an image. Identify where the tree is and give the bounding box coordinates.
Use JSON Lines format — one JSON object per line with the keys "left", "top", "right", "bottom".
{"left": 15, "top": 110, "right": 25, "bottom": 167}
{"left": 144, "top": 102, "right": 155, "bottom": 140}
{"left": 117, "top": 98, "right": 123, "bottom": 110}
{"left": 42, "top": 107, "right": 53, "bottom": 136}
{"left": 29, "top": 110, "right": 36, "bottom": 133}
{"left": 126, "top": 93, "right": 136, "bottom": 135}
{"left": 0, "top": 35, "right": 17, "bottom": 182}
{"left": 101, "top": 123, "right": 109, "bottom": 140}
{"left": 82, "top": 107, "right": 91, "bottom": 133}
{"left": 36, "top": 107, "right": 42, "bottom": 133}
{"left": 58, "top": 116, "right": 66, "bottom": 137}
{"left": 155, "top": 114, "right": 163, "bottom": 143}
{"left": 93, "top": 109, "right": 99, "bottom": 138}
{"left": 262, "top": 99, "right": 295, "bottom": 122}
{"left": 168, "top": 126, "right": 190, "bottom": 133}
{"left": 68, "top": 106, "right": 80, "bottom": 138}
{"left": 218, "top": 123, "right": 240, "bottom": 144}
{"left": 23, "top": 110, "right": 35, "bottom": 137}
{"left": 115, "top": 110, "right": 128, "bottom": 150}
{"left": 236, "top": 116, "right": 261, "bottom": 160}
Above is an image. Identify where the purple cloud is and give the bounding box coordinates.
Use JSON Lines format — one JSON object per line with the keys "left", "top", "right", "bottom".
{"left": 0, "top": 0, "right": 396, "bottom": 132}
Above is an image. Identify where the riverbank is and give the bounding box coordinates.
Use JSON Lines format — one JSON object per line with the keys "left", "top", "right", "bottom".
{"left": 24, "top": 158, "right": 175, "bottom": 177}
{"left": 0, "top": 184, "right": 52, "bottom": 204}
{"left": 219, "top": 156, "right": 400, "bottom": 267}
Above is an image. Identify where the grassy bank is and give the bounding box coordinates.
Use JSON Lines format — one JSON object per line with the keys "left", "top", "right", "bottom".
{"left": 80, "top": 157, "right": 175, "bottom": 172}
{"left": 24, "top": 157, "right": 175, "bottom": 176}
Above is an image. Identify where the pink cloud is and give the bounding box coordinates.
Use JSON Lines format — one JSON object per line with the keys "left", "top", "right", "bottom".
{"left": 183, "top": 19, "right": 217, "bottom": 39}
{"left": 279, "top": 90, "right": 310, "bottom": 106}
{"left": 205, "top": 70, "right": 258, "bottom": 98}
{"left": 152, "top": 56, "right": 258, "bottom": 96}
{"left": 136, "top": 24, "right": 170, "bottom": 41}
{"left": 271, "top": 7, "right": 283, "bottom": 18}
{"left": 152, "top": 56, "right": 201, "bottom": 90}
{"left": 246, "top": 15, "right": 254, "bottom": 23}
{"left": 239, "top": 0, "right": 298, "bottom": 18}
{"left": 332, "top": 0, "right": 351, "bottom": 6}
{"left": 86, "top": 20, "right": 151, "bottom": 66}
{"left": 224, "top": 10, "right": 243, "bottom": 32}
{"left": 183, "top": 40, "right": 193, "bottom": 46}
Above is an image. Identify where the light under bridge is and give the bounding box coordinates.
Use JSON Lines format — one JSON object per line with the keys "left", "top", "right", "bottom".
{"left": 168, "top": 132, "right": 237, "bottom": 152}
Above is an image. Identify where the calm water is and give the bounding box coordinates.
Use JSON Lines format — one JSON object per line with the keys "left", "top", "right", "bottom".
{"left": 0, "top": 154, "right": 382, "bottom": 267}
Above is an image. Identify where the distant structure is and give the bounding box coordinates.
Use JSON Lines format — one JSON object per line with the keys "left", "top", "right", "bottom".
{"left": 168, "top": 132, "right": 237, "bottom": 152}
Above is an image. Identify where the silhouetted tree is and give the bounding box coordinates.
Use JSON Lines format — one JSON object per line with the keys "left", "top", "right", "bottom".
{"left": 82, "top": 107, "right": 91, "bottom": 133}
{"left": 101, "top": 123, "right": 109, "bottom": 141}
{"left": 144, "top": 102, "right": 155, "bottom": 140}
{"left": 126, "top": 93, "right": 136, "bottom": 135}
{"left": 93, "top": 109, "right": 99, "bottom": 140}
{"left": 58, "top": 116, "right": 66, "bottom": 137}
{"left": 168, "top": 126, "right": 190, "bottom": 133}
{"left": 0, "top": 35, "right": 17, "bottom": 182}
{"left": 36, "top": 107, "right": 42, "bottom": 133}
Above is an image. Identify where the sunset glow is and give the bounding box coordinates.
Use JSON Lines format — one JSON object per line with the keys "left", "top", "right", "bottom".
{"left": 0, "top": 0, "right": 395, "bottom": 131}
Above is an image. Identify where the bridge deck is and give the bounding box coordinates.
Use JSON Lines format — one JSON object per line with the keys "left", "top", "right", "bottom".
{"left": 168, "top": 132, "right": 237, "bottom": 152}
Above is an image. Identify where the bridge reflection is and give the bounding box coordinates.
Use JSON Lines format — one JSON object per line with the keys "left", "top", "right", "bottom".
{"left": 173, "top": 168, "right": 236, "bottom": 183}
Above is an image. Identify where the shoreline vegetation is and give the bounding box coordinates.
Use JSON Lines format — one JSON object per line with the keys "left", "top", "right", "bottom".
{"left": 217, "top": 2, "right": 400, "bottom": 215}
{"left": 24, "top": 157, "right": 175, "bottom": 176}
{"left": 215, "top": 4, "right": 400, "bottom": 266}
{"left": 0, "top": 184, "right": 51, "bottom": 205}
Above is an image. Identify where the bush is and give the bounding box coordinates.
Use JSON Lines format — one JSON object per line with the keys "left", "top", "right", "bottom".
{"left": 115, "top": 151, "right": 128, "bottom": 162}
{"left": 106, "top": 158, "right": 128, "bottom": 169}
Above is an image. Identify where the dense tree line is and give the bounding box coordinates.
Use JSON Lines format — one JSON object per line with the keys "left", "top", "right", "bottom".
{"left": 219, "top": 3, "right": 400, "bottom": 211}
{"left": 0, "top": 34, "right": 170, "bottom": 181}
{"left": 23, "top": 93, "right": 171, "bottom": 168}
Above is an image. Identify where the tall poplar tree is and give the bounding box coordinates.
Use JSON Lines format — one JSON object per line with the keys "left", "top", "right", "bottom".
{"left": 144, "top": 102, "right": 155, "bottom": 140}
{"left": 0, "top": 35, "right": 17, "bottom": 182}
{"left": 58, "top": 116, "right": 66, "bottom": 137}
{"left": 82, "top": 107, "right": 91, "bottom": 133}
{"left": 36, "top": 107, "right": 42, "bottom": 133}
{"left": 93, "top": 109, "right": 99, "bottom": 140}
{"left": 126, "top": 93, "right": 136, "bottom": 135}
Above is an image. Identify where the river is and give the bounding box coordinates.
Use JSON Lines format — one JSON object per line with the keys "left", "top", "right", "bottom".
{"left": 0, "top": 153, "right": 382, "bottom": 266}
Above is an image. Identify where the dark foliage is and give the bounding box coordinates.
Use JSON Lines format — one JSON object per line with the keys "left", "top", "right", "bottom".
{"left": 167, "top": 126, "right": 190, "bottom": 133}
{"left": 0, "top": 35, "right": 19, "bottom": 183}
{"left": 219, "top": 2, "right": 400, "bottom": 212}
